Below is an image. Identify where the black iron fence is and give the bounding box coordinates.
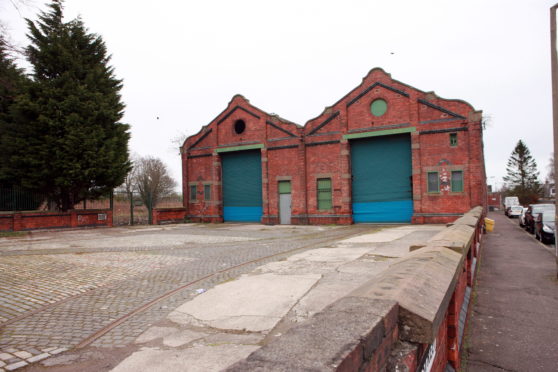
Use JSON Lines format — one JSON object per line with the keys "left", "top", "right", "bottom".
{"left": 0, "top": 187, "right": 48, "bottom": 212}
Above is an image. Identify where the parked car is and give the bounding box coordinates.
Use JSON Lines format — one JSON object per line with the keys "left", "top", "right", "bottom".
{"left": 518, "top": 207, "right": 529, "bottom": 227}
{"left": 503, "top": 196, "right": 519, "bottom": 210}
{"left": 525, "top": 204, "right": 555, "bottom": 234}
{"left": 535, "top": 211, "right": 555, "bottom": 244}
{"left": 505, "top": 205, "right": 523, "bottom": 218}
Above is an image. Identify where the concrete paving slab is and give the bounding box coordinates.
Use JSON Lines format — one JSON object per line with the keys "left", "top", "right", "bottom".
{"left": 288, "top": 271, "right": 379, "bottom": 322}
{"left": 202, "top": 333, "right": 264, "bottom": 346}
{"left": 254, "top": 259, "right": 340, "bottom": 275}
{"left": 283, "top": 247, "right": 372, "bottom": 262}
{"left": 339, "top": 227, "right": 411, "bottom": 243}
{"left": 134, "top": 327, "right": 174, "bottom": 344}
{"left": 162, "top": 330, "right": 208, "bottom": 348}
{"left": 111, "top": 345, "right": 259, "bottom": 372}
{"left": 254, "top": 247, "right": 372, "bottom": 275}
{"left": 168, "top": 273, "right": 321, "bottom": 332}
{"left": 336, "top": 256, "right": 392, "bottom": 275}
{"left": 394, "top": 225, "right": 445, "bottom": 231}
{"left": 134, "top": 327, "right": 207, "bottom": 348}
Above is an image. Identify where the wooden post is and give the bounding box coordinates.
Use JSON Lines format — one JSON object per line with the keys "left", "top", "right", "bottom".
{"left": 129, "top": 191, "right": 134, "bottom": 226}
{"left": 148, "top": 191, "right": 153, "bottom": 225}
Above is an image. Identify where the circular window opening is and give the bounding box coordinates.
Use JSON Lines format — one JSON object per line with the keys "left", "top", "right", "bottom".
{"left": 234, "top": 119, "right": 246, "bottom": 134}
{"left": 370, "top": 99, "right": 387, "bottom": 117}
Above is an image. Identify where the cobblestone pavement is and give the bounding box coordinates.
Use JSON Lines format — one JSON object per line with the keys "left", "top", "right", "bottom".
{"left": 0, "top": 223, "right": 375, "bottom": 371}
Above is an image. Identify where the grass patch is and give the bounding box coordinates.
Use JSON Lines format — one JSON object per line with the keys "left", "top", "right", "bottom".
{"left": 218, "top": 277, "right": 236, "bottom": 285}
{"left": 0, "top": 231, "right": 27, "bottom": 238}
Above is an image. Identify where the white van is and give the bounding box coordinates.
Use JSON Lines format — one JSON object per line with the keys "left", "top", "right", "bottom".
{"left": 504, "top": 196, "right": 519, "bottom": 210}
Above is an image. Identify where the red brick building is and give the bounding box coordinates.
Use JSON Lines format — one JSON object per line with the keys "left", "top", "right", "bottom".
{"left": 487, "top": 192, "right": 502, "bottom": 211}
{"left": 181, "top": 68, "right": 487, "bottom": 224}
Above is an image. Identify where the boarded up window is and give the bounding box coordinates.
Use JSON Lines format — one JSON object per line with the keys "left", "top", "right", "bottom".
{"left": 204, "top": 184, "right": 211, "bottom": 201}
{"left": 317, "top": 178, "right": 332, "bottom": 210}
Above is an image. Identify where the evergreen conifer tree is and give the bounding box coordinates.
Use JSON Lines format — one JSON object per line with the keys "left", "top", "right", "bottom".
{"left": 1, "top": 0, "right": 131, "bottom": 211}
{"left": 0, "top": 36, "right": 28, "bottom": 155}
{"left": 503, "top": 140, "right": 541, "bottom": 204}
{"left": 0, "top": 39, "right": 45, "bottom": 211}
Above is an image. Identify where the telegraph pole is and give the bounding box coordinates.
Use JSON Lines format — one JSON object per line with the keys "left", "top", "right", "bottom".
{"left": 551, "top": 4, "right": 558, "bottom": 277}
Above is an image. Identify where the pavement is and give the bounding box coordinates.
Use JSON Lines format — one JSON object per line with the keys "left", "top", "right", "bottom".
{"left": 0, "top": 223, "right": 444, "bottom": 371}
{"left": 465, "top": 211, "right": 558, "bottom": 371}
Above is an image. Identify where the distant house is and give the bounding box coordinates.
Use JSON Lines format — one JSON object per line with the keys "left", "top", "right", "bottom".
{"left": 181, "top": 68, "right": 487, "bottom": 224}
{"left": 487, "top": 192, "right": 502, "bottom": 211}
{"left": 543, "top": 181, "right": 555, "bottom": 199}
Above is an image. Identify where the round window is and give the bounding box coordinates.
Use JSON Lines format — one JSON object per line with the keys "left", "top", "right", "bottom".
{"left": 370, "top": 99, "right": 387, "bottom": 117}
{"left": 234, "top": 119, "right": 246, "bottom": 134}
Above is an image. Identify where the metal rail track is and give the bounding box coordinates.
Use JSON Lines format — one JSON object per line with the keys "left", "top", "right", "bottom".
{"left": 75, "top": 226, "right": 370, "bottom": 348}
{"left": 1, "top": 225, "right": 375, "bottom": 350}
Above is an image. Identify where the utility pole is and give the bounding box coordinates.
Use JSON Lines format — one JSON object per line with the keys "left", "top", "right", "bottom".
{"left": 551, "top": 4, "right": 558, "bottom": 277}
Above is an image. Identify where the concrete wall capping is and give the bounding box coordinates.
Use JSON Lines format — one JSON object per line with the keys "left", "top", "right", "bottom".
{"left": 350, "top": 246, "right": 463, "bottom": 344}
{"left": 226, "top": 298, "right": 398, "bottom": 372}
{"left": 420, "top": 224, "right": 475, "bottom": 254}
{"left": 447, "top": 214, "right": 478, "bottom": 228}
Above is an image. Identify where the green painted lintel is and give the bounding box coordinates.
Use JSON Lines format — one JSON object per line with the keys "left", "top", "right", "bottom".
{"left": 215, "top": 144, "right": 264, "bottom": 153}
{"left": 343, "top": 127, "right": 416, "bottom": 140}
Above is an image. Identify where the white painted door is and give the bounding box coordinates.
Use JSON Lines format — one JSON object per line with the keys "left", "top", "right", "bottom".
{"left": 279, "top": 193, "right": 291, "bottom": 224}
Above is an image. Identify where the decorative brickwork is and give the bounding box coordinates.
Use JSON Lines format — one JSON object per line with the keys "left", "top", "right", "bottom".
{"left": 182, "top": 68, "right": 487, "bottom": 224}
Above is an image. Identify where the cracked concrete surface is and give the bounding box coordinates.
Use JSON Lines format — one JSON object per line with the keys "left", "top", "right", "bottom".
{"left": 112, "top": 225, "right": 443, "bottom": 372}
{"left": 111, "top": 344, "right": 260, "bottom": 372}
{"left": 168, "top": 273, "right": 321, "bottom": 332}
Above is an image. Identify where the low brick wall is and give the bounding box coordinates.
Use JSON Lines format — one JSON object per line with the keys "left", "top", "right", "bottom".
{"left": 227, "top": 206, "right": 484, "bottom": 372}
{"left": 152, "top": 208, "right": 188, "bottom": 225}
{"left": 0, "top": 209, "right": 113, "bottom": 232}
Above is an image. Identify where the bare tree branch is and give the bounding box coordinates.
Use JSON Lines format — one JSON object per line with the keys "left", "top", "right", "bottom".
{"left": 1, "top": 0, "right": 35, "bottom": 57}
{"left": 131, "top": 156, "right": 177, "bottom": 208}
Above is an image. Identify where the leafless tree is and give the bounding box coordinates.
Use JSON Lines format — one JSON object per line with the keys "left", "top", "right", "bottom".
{"left": 1, "top": 0, "right": 34, "bottom": 57}
{"left": 547, "top": 152, "right": 555, "bottom": 183}
{"left": 116, "top": 153, "right": 139, "bottom": 195}
{"left": 169, "top": 130, "right": 189, "bottom": 155}
{"left": 133, "top": 156, "right": 177, "bottom": 208}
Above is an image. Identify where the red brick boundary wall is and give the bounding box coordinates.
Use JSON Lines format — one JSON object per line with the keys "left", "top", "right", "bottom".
{"left": 152, "top": 207, "right": 188, "bottom": 225}
{"left": 227, "top": 206, "right": 484, "bottom": 372}
{"left": 0, "top": 209, "right": 113, "bottom": 232}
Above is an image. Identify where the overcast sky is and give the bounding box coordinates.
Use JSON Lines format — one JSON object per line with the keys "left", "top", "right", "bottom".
{"left": 2, "top": 0, "right": 556, "bottom": 192}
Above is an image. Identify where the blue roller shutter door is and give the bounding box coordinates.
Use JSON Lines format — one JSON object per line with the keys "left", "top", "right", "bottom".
{"left": 221, "top": 150, "right": 263, "bottom": 222}
{"left": 351, "top": 134, "right": 413, "bottom": 223}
